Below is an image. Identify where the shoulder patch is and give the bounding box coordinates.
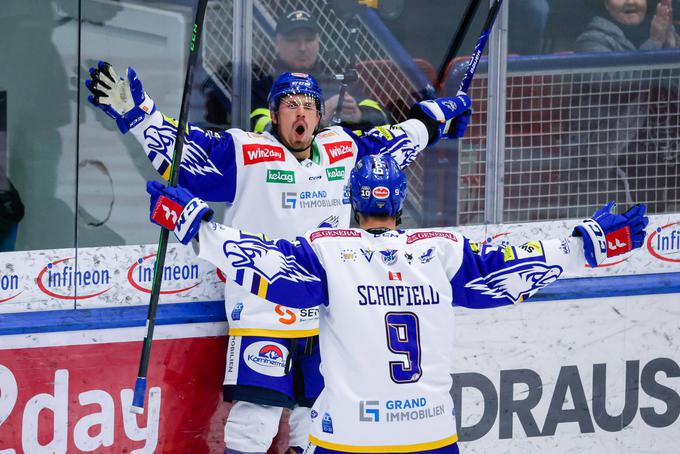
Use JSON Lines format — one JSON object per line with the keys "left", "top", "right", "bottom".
{"left": 309, "top": 229, "right": 362, "bottom": 242}
{"left": 406, "top": 231, "right": 458, "bottom": 244}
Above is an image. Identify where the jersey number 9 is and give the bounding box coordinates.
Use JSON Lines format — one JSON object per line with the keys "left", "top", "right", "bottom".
{"left": 384, "top": 312, "right": 422, "bottom": 383}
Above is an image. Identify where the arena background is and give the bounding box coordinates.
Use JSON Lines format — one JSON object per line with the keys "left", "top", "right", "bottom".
{"left": 0, "top": 0, "right": 678, "bottom": 452}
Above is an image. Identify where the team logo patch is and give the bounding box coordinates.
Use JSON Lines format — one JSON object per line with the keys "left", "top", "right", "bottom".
{"left": 406, "top": 231, "right": 458, "bottom": 244}
{"left": 464, "top": 262, "right": 563, "bottom": 304}
{"left": 361, "top": 249, "right": 375, "bottom": 262}
{"left": 323, "top": 141, "right": 354, "bottom": 164}
{"left": 404, "top": 252, "right": 414, "bottom": 264}
{"left": 419, "top": 247, "right": 435, "bottom": 264}
{"left": 380, "top": 249, "right": 399, "bottom": 265}
{"left": 341, "top": 249, "right": 357, "bottom": 262}
{"left": 317, "top": 215, "right": 340, "bottom": 228}
{"left": 322, "top": 413, "right": 334, "bottom": 434}
{"left": 243, "top": 341, "right": 289, "bottom": 377}
{"left": 231, "top": 302, "right": 244, "bottom": 321}
{"left": 243, "top": 144, "right": 285, "bottom": 165}
{"left": 372, "top": 186, "right": 390, "bottom": 199}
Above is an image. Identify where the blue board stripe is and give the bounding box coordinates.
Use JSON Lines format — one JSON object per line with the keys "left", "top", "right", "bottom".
{"left": 0, "top": 301, "right": 226, "bottom": 336}
{"left": 0, "top": 273, "right": 678, "bottom": 336}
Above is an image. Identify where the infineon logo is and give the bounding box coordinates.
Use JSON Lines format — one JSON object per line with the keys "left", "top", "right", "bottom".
{"left": 325, "top": 167, "right": 345, "bottom": 181}
{"left": 323, "top": 141, "right": 353, "bottom": 164}
{"left": 647, "top": 222, "right": 680, "bottom": 262}
{"left": 127, "top": 254, "right": 201, "bottom": 294}
{"left": 267, "top": 169, "right": 295, "bottom": 184}
{"left": 243, "top": 144, "right": 285, "bottom": 165}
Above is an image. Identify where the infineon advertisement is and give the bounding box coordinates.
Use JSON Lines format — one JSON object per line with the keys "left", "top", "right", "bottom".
{"left": 0, "top": 215, "right": 677, "bottom": 452}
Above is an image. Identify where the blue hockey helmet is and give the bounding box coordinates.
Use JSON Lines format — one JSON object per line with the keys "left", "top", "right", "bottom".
{"left": 350, "top": 155, "right": 407, "bottom": 218}
{"left": 268, "top": 72, "right": 324, "bottom": 116}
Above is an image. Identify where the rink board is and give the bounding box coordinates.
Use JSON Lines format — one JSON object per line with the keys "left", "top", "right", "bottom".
{"left": 0, "top": 214, "right": 678, "bottom": 452}
{"left": 0, "top": 322, "right": 228, "bottom": 453}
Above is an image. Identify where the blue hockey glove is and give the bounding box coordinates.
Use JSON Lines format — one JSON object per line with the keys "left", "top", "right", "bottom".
{"left": 573, "top": 202, "right": 648, "bottom": 268}
{"left": 409, "top": 92, "right": 472, "bottom": 144}
{"left": 86, "top": 61, "right": 156, "bottom": 134}
{"left": 147, "top": 180, "right": 214, "bottom": 245}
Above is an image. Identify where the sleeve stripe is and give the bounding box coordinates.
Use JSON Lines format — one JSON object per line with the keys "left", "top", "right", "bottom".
{"left": 250, "top": 273, "right": 260, "bottom": 295}
{"left": 257, "top": 277, "right": 269, "bottom": 299}
{"left": 235, "top": 269, "right": 244, "bottom": 286}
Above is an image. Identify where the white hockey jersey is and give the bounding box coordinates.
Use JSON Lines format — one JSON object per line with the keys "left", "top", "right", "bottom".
{"left": 194, "top": 223, "right": 586, "bottom": 451}
{"left": 131, "top": 111, "right": 429, "bottom": 337}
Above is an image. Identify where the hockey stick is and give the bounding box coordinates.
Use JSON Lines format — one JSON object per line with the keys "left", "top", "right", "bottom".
{"left": 130, "top": 0, "right": 209, "bottom": 415}
{"left": 458, "top": 0, "right": 504, "bottom": 94}
{"left": 434, "top": 0, "right": 482, "bottom": 93}
{"left": 331, "top": 16, "right": 360, "bottom": 125}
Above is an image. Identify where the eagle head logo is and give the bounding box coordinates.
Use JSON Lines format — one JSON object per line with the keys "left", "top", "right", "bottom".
{"left": 223, "top": 237, "right": 320, "bottom": 284}
{"left": 464, "top": 262, "right": 563, "bottom": 304}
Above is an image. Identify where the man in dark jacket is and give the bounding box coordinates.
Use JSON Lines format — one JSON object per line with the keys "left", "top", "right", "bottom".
{"left": 204, "top": 9, "right": 389, "bottom": 132}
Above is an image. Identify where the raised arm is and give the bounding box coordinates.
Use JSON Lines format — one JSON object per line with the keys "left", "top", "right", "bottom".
{"left": 451, "top": 202, "right": 648, "bottom": 309}
{"left": 349, "top": 93, "right": 472, "bottom": 169}
{"left": 146, "top": 181, "right": 329, "bottom": 308}
{"left": 87, "top": 61, "right": 238, "bottom": 202}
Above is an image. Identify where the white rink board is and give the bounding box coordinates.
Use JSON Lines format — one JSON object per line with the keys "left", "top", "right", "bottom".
{"left": 452, "top": 293, "right": 680, "bottom": 453}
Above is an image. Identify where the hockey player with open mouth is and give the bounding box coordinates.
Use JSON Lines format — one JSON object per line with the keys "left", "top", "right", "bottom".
{"left": 145, "top": 153, "right": 648, "bottom": 453}
{"left": 87, "top": 62, "right": 472, "bottom": 453}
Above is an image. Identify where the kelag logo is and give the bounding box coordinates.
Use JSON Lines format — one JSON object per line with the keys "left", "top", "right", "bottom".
{"left": 36, "top": 257, "right": 111, "bottom": 299}
{"left": 127, "top": 254, "right": 200, "bottom": 294}
{"left": 266, "top": 169, "right": 295, "bottom": 184}
{"left": 0, "top": 272, "right": 21, "bottom": 303}
{"left": 325, "top": 166, "right": 345, "bottom": 181}
{"left": 647, "top": 222, "right": 680, "bottom": 262}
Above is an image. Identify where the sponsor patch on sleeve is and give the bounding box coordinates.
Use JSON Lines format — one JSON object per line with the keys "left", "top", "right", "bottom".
{"left": 512, "top": 241, "right": 545, "bottom": 261}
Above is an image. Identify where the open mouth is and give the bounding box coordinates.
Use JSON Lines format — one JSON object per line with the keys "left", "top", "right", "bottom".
{"left": 294, "top": 123, "right": 306, "bottom": 139}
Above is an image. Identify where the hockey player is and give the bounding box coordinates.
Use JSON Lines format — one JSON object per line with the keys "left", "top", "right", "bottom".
{"left": 86, "top": 63, "right": 472, "bottom": 453}
{"left": 146, "top": 154, "right": 648, "bottom": 453}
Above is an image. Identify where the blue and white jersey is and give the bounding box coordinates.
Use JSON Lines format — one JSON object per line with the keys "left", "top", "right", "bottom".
{"left": 130, "top": 111, "right": 429, "bottom": 336}
{"left": 194, "top": 223, "right": 585, "bottom": 451}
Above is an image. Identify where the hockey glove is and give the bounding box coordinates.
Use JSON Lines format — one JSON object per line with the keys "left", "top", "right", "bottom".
{"left": 147, "top": 180, "right": 214, "bottom": 245}
{"left": 409, "top": 92, "right": 472, "bottom": 144}
{"left": 86, "top": 61, "right": 156, "bottom": 134}
{"left": 573, "top": 202, "right": 648, "bottom": 268}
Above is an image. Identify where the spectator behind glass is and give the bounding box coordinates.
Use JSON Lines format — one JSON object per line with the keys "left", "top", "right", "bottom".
{"left": 204, "top": 9, "right": 389, "bottom": 131}
{"left": 575, "top": 0, "right": 679, "bottom": 52}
